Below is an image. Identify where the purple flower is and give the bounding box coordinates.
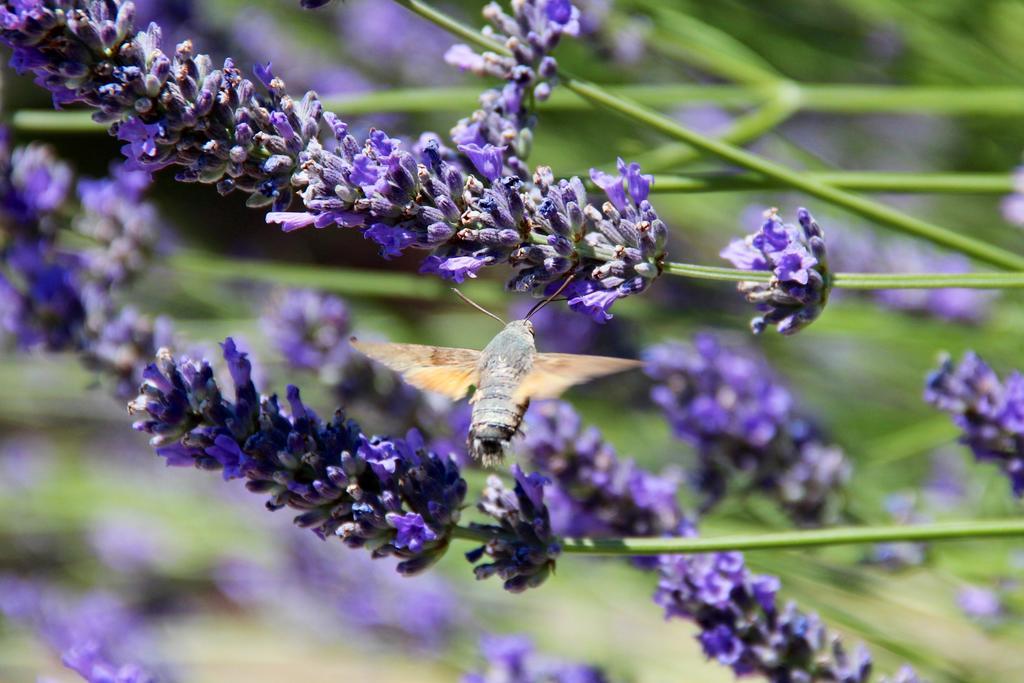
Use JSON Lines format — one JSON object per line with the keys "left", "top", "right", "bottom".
{"left": 957, "top": 585, "right": 1004, "bottom": 621}
{"left": 420, "top": 253, "right": 493, "bottom": 283}
{"left": 458, "top": 143, "right": 507, "bottom": 182}
{"left": 466, "top": 465, "right": 561, "bottom": 592}
{"left": 645, "top": 334, "right": 849, "bottom": 524}
{"left": 519, "top": 401, "right": 684, "bottom": 541}
{"left": 721, "top": 208, "right": 831, "bottom": 335}
{"left": 388, "top": 512, "right": 439, "bottom": 553}
{"left": 655, "top": 548, "right": 893, "bottom": 681}
{"left": 464, "top": 634, "right": 610, "bottom": 683}
{"left": 925, "top": 352, "right": 1024, "bottom": 497}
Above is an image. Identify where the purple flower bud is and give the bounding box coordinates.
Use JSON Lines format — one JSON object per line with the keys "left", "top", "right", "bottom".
{"left": 458, "top": 143, "right": 507, "bottom": 183}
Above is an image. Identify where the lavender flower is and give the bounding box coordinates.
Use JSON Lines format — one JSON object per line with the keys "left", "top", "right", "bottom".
{"left": 519, "top": 400, "right": 683, "bottom": 540}
{"left": 1002, "top": 165, "right": 1024, "bottom": 227}
{"left": 466, "top": 465, "right": 561, "bottom": 592}
{"left": 261, "top": 288, "right": 450, "bottom": 435}
{"left": 957, "top": 585, "right": 1004, "bottom": 621}
{"left": 446, "top": 0, "right": 580, "bottom": 178}
{"left": 722, "top": 208, "right": 832, "bottom": 335}
{"left": 130, "top": 338, "right": 556, "bottom": 587}
{"left": 129, "top": 337, "right": 465, "bottom": 575}
{"left": 0, "top": 575, "right": 165, "bottom": 683}
{"left": 655, "top": 543, "right": 893, "bottom": 681}
{"left": 925, "top": 351, "right": 1024, "bottom": 497}
{"left": 217, "top": 531, "right": 465, "bottom": 651}
{"left": 828, "top": 225, "right": 995, "bottom": 324}
{"left": 0, "top": 130, "right": 170, "bottom": 398}
{"left": 1, "top": 3, "right": 666, "bottom": 319}
{"left": 464, "top": 634, "right": 611, "bottom": 683}
{"left": 645, "top": 333, "right": 850, "bottom": 525}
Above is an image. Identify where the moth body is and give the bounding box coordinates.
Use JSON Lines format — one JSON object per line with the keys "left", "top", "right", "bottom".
{"left": 469, "top": 320, "right": 536, "bottom": 466}
{"left": 350, "top": 318, "right": 642, "bottom": 468}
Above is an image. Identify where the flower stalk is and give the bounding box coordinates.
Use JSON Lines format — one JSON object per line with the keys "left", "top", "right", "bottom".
{"left": 452, "top": 518, "right": 1024, "bottom": 556}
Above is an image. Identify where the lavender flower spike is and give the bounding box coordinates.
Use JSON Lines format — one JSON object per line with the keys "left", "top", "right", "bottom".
{"left": 447, "top": 0, "right": 581, "bottom": 178}
{"left": 645, "top": 333, "right": 850, "bottom": 525}
{"left": 129, "top": 338, "right": 467, "bottom": 575}
{"left": 925, "top": 351, "right": 1024, "bottom": 497}
{"left": 722, "top": 207, "right": 832, "bottom": 335}
{"left": 655, "top": 538, "right": 899, "bottom": 681}
{"left": 464, "top": 634, "right": 611, "bottom": 683}
{"left": 466, "top": 465, "right": 561, "bottom": 592}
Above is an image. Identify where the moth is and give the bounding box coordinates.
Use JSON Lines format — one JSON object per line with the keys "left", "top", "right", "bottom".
{"left": 351, "top": 286, "right": 642, "bottom": 466}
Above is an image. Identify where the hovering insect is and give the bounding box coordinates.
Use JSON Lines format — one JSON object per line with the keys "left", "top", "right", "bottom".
{"left": 351, "top": 282, "right": 643, "bottom": 466}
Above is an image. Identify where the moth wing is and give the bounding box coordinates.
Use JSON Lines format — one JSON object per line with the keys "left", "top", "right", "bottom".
{"left": 514, "top": 352, "right": 644, "bottom": 402}
{"left": 350, "top": 338, "right": 481, "bottom": 400}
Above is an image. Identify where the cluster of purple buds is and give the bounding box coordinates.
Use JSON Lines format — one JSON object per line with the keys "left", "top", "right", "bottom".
{"left": 129, "top": 337, "right": 465, "bottom": 575}
{"left": 523, "top": 160, "right": 665, "bottom": 322}
{"left": 446, "top": 0, "right": 580, "bottom": 179}
{"left": 464, "top": 634, "right": 611, "bottom": 683}
{"left": 520, "top": 401, "right": 683, "bottom": 542}
{"left": 0, "top": 130, "right": 169, "bottom": 397}
{"left": 1, "top": 2, "right": 666, "bottom": 321}
{"left": 721, "top": 208, "right": 832, "bottom": 335}
{"left": 655, "top": 539, "right": 905, "bottom": 682}
{"left": 645, "top": 334, "right": 850, "bottom": 525}
{"left": 466, "top": 465, "right": 561, "bottom": 592}
{"left": 262, "top": 288, "right": 447, "bottom": 435}
{"left": 925, "top": 351, "right": 1024, "bottom": 497}
{"left": 130, "top": 338, "right": 557, "bottom": 588}
{"left": 0, "top": 1, "right": 319, "bottom": 209}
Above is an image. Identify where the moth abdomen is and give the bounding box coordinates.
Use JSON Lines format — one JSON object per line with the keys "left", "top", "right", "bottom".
{"left": 469, "top": 422, "right": 517, "bottom": 467}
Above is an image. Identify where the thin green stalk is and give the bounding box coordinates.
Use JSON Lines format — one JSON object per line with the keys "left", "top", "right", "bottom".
{"left": 562, "top": 78, "right": 1024, "bottom": 271}
{"left": 174, "top": 248, "right": 1024, "bottom": 291}
{"left": 652, "top": 171, "right": 1015, "bottom": 195}
{"left": 452, "top": 518, "right": 1024, "bottom": 555}
{"left": 831, "top": 272, "right": 1024, "bottom": 289}
{"left": 393, "top": 0, "right": 1024, "bottom": 271}
{"left": 624, "top": 87, "right": 801, "bottom": 174}
{"left": 15, "top": 85, "right": 1024, "bottom": 134}
{"left": 169, "top": 249, "right": 504, "bottom": 307}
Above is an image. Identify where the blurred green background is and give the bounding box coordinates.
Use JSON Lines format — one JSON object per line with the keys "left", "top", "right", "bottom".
{"left": 2, "top": 0, "right": 1024, "bottom": 680}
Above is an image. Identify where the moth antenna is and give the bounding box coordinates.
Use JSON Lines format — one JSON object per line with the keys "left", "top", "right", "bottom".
{"left": 525, "top": 273, "right": 576, "bottom": 321}
{"left": 451, "top": 288, "right": 505, "bottom": 325}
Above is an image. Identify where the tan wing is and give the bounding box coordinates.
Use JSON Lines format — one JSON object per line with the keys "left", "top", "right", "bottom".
{"left": 350, "top": 338, "right": 480, "bottom": 400}
{"left": 513, "top": 352, "right": 644, "bottom": 402}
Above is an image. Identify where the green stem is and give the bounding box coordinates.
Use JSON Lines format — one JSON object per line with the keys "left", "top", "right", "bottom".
{"left": 174, "top": 248, "right": 1024, "bottom": 291}
{"left": 561, "top": 78, "right": 1024, "bottom": 271}
{"left": 16, "top": 85, "right": 1024, "bottom": 133}
{"left": 453, "top": 518, "right": 1024, "bottom": 555}
{"left": 831, "top": 272, "right": 1024, "bottom": 289}
{"left": 652, "top": 171, "right": 1015, "bottom": 195}
{"left": 391, "top": 0, "right": 1024, "bottom": 271}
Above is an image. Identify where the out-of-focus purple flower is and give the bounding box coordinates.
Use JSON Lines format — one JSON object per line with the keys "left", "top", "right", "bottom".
{"left": 721, "top": 208, "right": 831, "bottom": 335}
{"left": 866, "top": 493, "right": 928, "bottom": 569}
{"left": 466, "top": 465, "right": 561, "bottom": 592}
{"left": 0, "top": 575, "right": 165, "bottom": 683}
{"left": 464, "top": 634, "right": 611, "bottom": 683}
{"left": 216, "top": 530, "right": 466, "bottom": 651}
{"left": 1002, "top": 165, "right": 1024, "bottom": 227}
{"left": 925, "top": 352, "right": 1024, "bottom": 497}
{"left": 827, "top": 223, "right": 995, "bottom": 324}
{"left": 519, "top": 401, "right": 683, "bottom": 543}
{"left": 645, "top": 333, "right": 849, "bottom": 524}
{"left": 957, "top": 585, "right": 1004, "bottom": 621}
{"left": 262, "top": 288, "right": 451, "bottom": 436}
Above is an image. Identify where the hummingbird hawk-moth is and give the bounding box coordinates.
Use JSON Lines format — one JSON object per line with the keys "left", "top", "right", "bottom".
{"left": 351, "top": 289, "right": 642, "bottom": 466}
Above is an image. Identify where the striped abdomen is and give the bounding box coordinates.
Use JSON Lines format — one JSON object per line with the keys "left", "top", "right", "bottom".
{"left": 468, "top": 323, "right": 535, "bottom": 466}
